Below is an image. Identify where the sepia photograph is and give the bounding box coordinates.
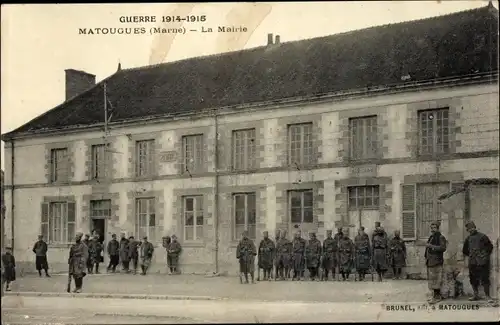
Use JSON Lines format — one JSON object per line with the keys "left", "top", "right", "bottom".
{"left": 0, "top": 1, "right": 499, "bottom": 323}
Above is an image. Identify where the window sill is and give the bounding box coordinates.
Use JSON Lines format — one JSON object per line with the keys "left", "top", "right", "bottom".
{"left": 133, "top": 176, "right": 157, "bottom": 182}
{"left": 49, "top": 181, "right": 71, "bottom": 186}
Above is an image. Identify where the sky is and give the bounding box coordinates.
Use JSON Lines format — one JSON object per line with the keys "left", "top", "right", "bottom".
{"left": 0, "top": 1, "right": 494, "bottom": 170}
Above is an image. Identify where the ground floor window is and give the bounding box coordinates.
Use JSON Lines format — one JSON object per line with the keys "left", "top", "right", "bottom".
{"left": 135, "top": 197, "right": 160, "bottom": 243}
{"left": 41, "top": 201, "right": 76, "bottom": 244}
{"left": 183, "top": 196, "right": 204, "bottom": 241}
{"left": 233, "top": 193, "right": 256, "bottom": 240}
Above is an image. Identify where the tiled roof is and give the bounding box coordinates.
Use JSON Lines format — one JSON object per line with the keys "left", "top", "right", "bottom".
{"left": 4, "top": 4, "right": 498, "bottom": 138}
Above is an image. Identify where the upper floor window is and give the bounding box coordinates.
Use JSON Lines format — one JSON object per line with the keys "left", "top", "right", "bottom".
{"left": 91, "top": 144, "right": 108, "bottom": 179}
{"left": 418, "top": 108, "right": 449, "bottom": 155}
{"left": 233, "top": 193, "right": 256, "bottom": 240}
{"left": 348, "top": 186, "right": 380, "bottom": 210}
{"left": 288, "top": 123, "right": 313, "bottom": 166}
{"left": 41, "top": 201, "right": 75, "bottom": 244}
{"left": 182, "top": 135, "right": 204, "bottom": 173}
{"left": 289, "top": 190, "right": 313, "bottom": 224}
{"left": 50, "top": 148, "right": 69, "bottom": 182}
{"left": 136, "top": 140, "right": 155, "bottom": 177}
{"left": 349, "top": 116, "right": 378, "bottom": 160}
{"left": 232, "top": 129, "right": 256, "bottom": 170}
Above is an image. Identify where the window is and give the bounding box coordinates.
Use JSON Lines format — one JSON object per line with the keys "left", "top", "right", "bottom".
{"left": 90, "top": 200, "right": 111, "bottom": 218}
{"left": 135, "top": 198, "right": 159, "bottom": 243}
{"left": 136, "top": 140, "right": 155, "bottom": 177}
{"left": 418, "top": 109, "right": 449, "bottom": 155}
{"left": 41, "top": 201, "right": 76, "bottom": 244}
{"left": 232, "top": 129, "right": 256, "bottom": 170}
{"left": 183, "top": 196, "right": 204, "bottom": 241}
{"left": 182, "top": 135, "right": 204, "bottom": 173}
{"left": 289, "top": 190, "right": 313, "bottom": 224}
{"left": 349, "top": 116, "right": 378, "bottom": 159}
{"left": 233, "top": 193, "right": 256, "bottom": 240}
{"left": 401, "top": 182, "right": 459, "bottom": 240}
{"left": 348, "top": 186, "right": 380, "bottom": 209}
{"left": 50, "top": 148, "right": 69, "bottom": 182}
{"left": 91, "top": 144, "right": 108, "bottom": 179}
{"left": 288, "top": 123, "right": 313, "bottom": 165}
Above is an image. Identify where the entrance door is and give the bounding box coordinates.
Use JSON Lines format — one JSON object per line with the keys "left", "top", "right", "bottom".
{"left": 348, "top": 209, "right": 380, "bottom": 238}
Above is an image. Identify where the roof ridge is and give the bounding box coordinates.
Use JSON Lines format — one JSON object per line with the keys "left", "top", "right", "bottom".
{"left": 121, "top": 4, "right": 493, "bottom": 73}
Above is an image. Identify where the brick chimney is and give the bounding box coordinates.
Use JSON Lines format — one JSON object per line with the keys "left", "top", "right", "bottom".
{"left": 267, "top": 33, "right": 273, "bottom": 46}
{"left": 64, "top": 69, "right": 96, "bottom": 101}
{"left": 275, "top": 35, "right": 281, "bottom": 44}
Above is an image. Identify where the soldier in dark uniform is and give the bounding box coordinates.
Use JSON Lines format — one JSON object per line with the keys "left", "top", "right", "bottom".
{"left": 32, "top": 235, "right": 50, "bottom": 277}
{"left": 275, "top": 230, "right": 292, "bottom": 280}
{"left": 291, "top": 230, "right": 306, "bottom": 281}
{"left": 372, "top": 222, "right": 389, "bottom": 282}
{"left": 119, "top": 232, "right": 130, "bottom": 272}
{"left": 389, "top": 230, "right": 406, "bottom": 280}
{"left": 321, "top": 230, "right": 336, "bottom": 281}
{"left": 462, "top": 221, "right": 494, "bottom": 303}
{"left": 332, "top": 227, "right": 343, "bottom": 280}
{"left": 139, "top": 236, "right": 155, "bottom": 275}
{"left": 305, "top": 232, "right": 322, "bottom": 281}
{"left": 273, "top": 230, "right": 281, "bottom": 280}
{"left": 167, "top": 235, "right": 182, "bottom": 274}
{"left": 236, "top": 230, "right": 257, "bottom": 284}
{"left": 354, "top": 227, "right": 371, "bottom": 281}
{"left": 258, "top": 231, "right": 275, "bottom": 281}
{"left": 88, "top": 235, "right": 103, "bottom": 274}
{"left": 68, "top": 232, "right": 89, "bottom": 293}
{"left": 1, "top": 247, "right": 16, "bottom": 292}
{"left": 106, "top": 234, "right": 120, "bottom": 273}
{"left": 425, "top": 221, "right": 447, "bottom": 303}
{"left": 128, "top": 236, "right": 140, "bottom": 274}
{"left": 338, "top": 229, "right": 354, "bottom": 281}
{"left": 83, "top": 234, "right": 92, "bottom": 273}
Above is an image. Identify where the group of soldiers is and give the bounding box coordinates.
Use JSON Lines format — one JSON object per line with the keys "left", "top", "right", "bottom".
{"left": 236, "top": 221, "right": 407, "bottom": 284}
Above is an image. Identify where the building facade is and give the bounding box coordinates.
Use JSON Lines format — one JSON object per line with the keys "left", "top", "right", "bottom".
{"left": 2, "top": 5, "right": 499, "bottom": 276}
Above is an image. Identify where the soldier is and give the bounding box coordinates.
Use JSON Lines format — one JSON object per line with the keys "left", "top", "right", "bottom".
{"left": 273, "top": 230, "right": 281, "bottom": 280}
{"left": 372, "top": 223, "right": 389, "bottom": 282}
{"left": 128, "top": 236, "right": 140, "bottom": 274}
{"left": 106, "top": 234, "right": 120, "bottom": 273}
{"left": 321, "top": 230, "right": 336, "bottom": 281}
{"left": 354, "top": 227, "right": 371, "bottom": 281}
{"left": 119, "top": 232, "right": 130, "bottom": 272}
{"left": 83, "top": 234, "right": 92, "bottom": 273}
{"left": 1, "top": 247, "right": 16, "bottom": 292}
{"left": 291, "top": 230, "right": 306, "bottom": 281}
{"left": 389, "top": 230, "right": 406, "bottom": 280}
{"left": 332, "top": 227, "right": 343, "bottom": 280}
{"left": 139, "top": 236, "right": 155, "bottom": 275}
{"left": 32, "top": 235, "right": 50, "bottom": 277}
{"left": 305, "top": 232, "right": 322, "bottom": 281}
{"left": 258, "top": 231, "right": 275, "bottom": 281}
{"left": 338, "top": 229, "right": 355, "bottom": 281}
{"left": 275, "top": 230, "right": 292, "bottom": 280}
{"left": 236, "top": 230, "right": 257, "bottom": 284}
{"left": 462, "top": 221, "right": 494, "bottom": 303}
{"left": 167, "top": 235, "right": 182, "bottom": 275}
{"left": 68, "top": 232, "right": 89, "bottom": 293}
{"left": 425, "top": 221, "right": 447, "bottom": 304}
{"left": 88, "top": 235, "right": 103, "bottom": 274}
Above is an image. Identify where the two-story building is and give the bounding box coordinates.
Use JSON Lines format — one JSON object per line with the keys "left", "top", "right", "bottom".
{"left": 2, "top": 4, "right": 498, "bottom": 276}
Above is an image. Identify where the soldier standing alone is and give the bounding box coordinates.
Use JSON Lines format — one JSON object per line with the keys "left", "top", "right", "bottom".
{"left": 425, "top": 221, "right": 447, "bottom": 304}
{"left": 305, "top": 232, "right": 322, "bottom": 281}
{"left": 68, "top": 233, "right": 89, "bottom": 293}
{"left": 88, "top": 236, "right": 103, "bottom": 274}
{"left": 462, "top": 221, "right": 494, "bottom": 302}
{"left": 1, "top": 247, "right": 16, "bottom": 292}
{"left": 32, "top": 235, "right": 50, "bottom": 277}
{"left": 106, "top": 234, "right": 120, "bottom": 273}
{"left": 236, "top": 230, "right": 257, "bottom": 284}
{"left": 258, "top": 231, "right": 275, "bottom": 281}
{"left": 139, "top": 236, "right": 155, "bottom": 275}
{"left": 372, "top": 222, "right": 389, "bottom": 282}
{"left": 167, "top": 235, "right": 182, "bottom": 275}
{"left": 338, "top": 229, "right": 355, "bottom": 281}
{"left": 275, "top": 230, "right": 292, "bottom": 280}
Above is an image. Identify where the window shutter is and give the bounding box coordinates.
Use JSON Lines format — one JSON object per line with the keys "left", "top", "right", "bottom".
{"left": 67, "top": 202, "right": 76, "bottom": 223}
{"left": 149, "top": 141, "right": 155, "bottom": 176}
{"left": 41, "top": 202, "right": 50, "bottom": 239}
{"left": 401, "top": 184, "right": 417, "bottom": 240}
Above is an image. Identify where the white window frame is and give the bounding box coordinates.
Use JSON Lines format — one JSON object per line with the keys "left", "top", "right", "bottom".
{"left": 233, "top": 193, "right": 257, "bottom": 240}
{"left": 183, "top": 196, "right": 204, "bottom": 241}
{"left": 418, "top": 108, "right": 450, "bottom": 156}
{"left": 289, "top": 190, "right": 314, "bottom": 224}
{"left": 348, "top": 186, "right": 380, "bottom": 210}
{"left": 232, "top": 129, "right": 256, "bottom": 170}
{"left": 288, "top": 123, "right": 313, "bottom": 166}
{"left": 50, "top": 148, "right": 69, "bottom": 182}
{"left": 182, "top": 135, "right": 204, "bottom": 173}
{"left": 416, "top": 182, "right": 449, "bottom": 239}
{"left": 136, "top": 140, "right": 155, "bottom": 177}
{"left": 135, "top": 197, "right": 158, "bottom": 243}
{"left": 41, "top": 202, "right": 75, "bottom": 244}
{"left": 349, "top": 116, "right": 378, "bottom": 160}
{"left": 91, "top": 144, "right": 108, "bottom": 179}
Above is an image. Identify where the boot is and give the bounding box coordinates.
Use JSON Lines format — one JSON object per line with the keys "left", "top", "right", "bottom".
{"left": 469, "top": 287, "right": 480, "bottom": 301}
{"left": 484, "top": 285, "right": 495, "bottom": 303}
{"left": 38, "top": 270, "right": 42, "bottom": 277}
{"left": 45, "top": 270, "right": 51, "bottom": 277}
{"left": 244, "top": 273, "right": 249, "bottom": 284}
{"left": 239, "top": 273, "right": 243, "bottom": 284}
{"left": 250, "top": 272, "right": 255, "bottom": 284}
{"left": 95, "top": 264, "right": 100, "bottom": 274}
{"left": 378, "top": 273, "right": 383, "bottom": 282}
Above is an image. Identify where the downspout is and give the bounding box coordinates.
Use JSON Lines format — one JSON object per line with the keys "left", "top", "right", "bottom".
{"left": 214, "top": 110, "right": 220, "bottom": 274}
{"left": 10, "top": 140, "right": 15, "bottom": 251}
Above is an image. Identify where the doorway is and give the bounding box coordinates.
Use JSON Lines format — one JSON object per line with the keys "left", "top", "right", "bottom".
{"left": 90, "top": 218, "right": 106, "bottom": 245}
